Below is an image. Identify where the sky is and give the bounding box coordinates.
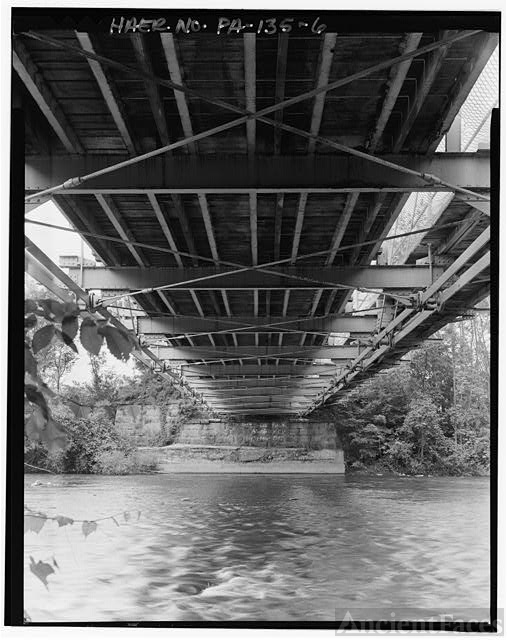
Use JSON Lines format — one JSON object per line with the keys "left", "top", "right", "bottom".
{"left": 25, "top": 200, "right": 95, "bottom": 264}
{"left": 26, "top": 201, "right": 137, "bottom": 385}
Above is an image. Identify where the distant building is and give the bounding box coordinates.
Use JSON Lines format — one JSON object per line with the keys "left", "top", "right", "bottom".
{"left": 58, "top": 255, "right": 97, "bottom": 268}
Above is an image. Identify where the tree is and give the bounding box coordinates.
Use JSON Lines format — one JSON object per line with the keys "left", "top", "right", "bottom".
{"left": 395, "top": 394, "right": 448, "bottom": 468}
{"left": 327, "top": 308, "right": 490, "bottom": 475}
{"left": 37, "top": 339, "right": 78, "bottom": 393}
{"left": 410, "top": 340, "right": 454, "bottom": 410}
{"left": 87, "top": 352, "right": 122, "bottom": 403}
{"left": 350, "top": 415, "right": 389, "bottom": 465}
{"left": 329, "top": 365, "right": 412, "bottom": 467}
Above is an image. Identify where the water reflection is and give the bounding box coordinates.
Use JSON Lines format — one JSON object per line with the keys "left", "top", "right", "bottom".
{"left": 24, "top": 474, "right": 490, "bottom": 622}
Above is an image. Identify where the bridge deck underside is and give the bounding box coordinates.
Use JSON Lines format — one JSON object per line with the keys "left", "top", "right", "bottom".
{"left": 18, "top": 25, "right": 495, "bottom": 415}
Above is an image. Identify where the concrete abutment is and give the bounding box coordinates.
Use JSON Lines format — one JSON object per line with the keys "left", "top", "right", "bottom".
{"left": 115, "top": 406, "right": 344, "bottom": 473}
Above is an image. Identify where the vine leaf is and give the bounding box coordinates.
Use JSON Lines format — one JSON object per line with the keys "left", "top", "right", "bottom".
{"left": 126, "top": 332, "right": 140, "bottom": 350}
{"left": 62, "top": 314, "right": 79, "bottom": 341}
{"left": 80, "top": 318, "right": 103, "bottom": 356}
{"left": 55, "top": 328, "right": 78, "bottom": 354}
{"left": 24, "top": 345, "right": 38, "bottom": 378}
{"left": 25, "top": 299, "right": 38, "bottom": 314}
{"left": 25, "top": 406, "right": 47, "bottom": 442}
{"left": 32, "top": 325, "right": 55, "bottom": 354}
{"left": 40, "top": 419, "right": 68, "bottom": 453}
{"left": 34, "top": 375, "right": 56, "bottom": 398}
{"left": 55, "top": 515, "right": 74, "bottom": 527}
{"left": 38, "top": 299, "right": 65, "bottom": 322}
{"left": 63, "top": 302, "right": 80, "bottom": 315}
{"left": 25, "top": 385, "right": 49, "bottom": 420}
{"left": 24, "top": 314, "right": 38, "bottom": 330}
{"left": 82, "top": 521, "right": 97, "bottom": 538}
{"left": 98, "top": 325, "right": 132, "bottom": 361}
{"left": 24, "top": 515, "right": 46, "bottom": 534}
{"left": 29, "top": 556, "right": 54, "bottom": 589}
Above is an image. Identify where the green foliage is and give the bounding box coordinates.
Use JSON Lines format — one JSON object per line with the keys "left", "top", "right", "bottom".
{"left": 36, "top": 338, "right": 78, "bottom": 393}
{"left": 25, "top": 356, "right": 206, "bottom": 473}
{"left": 350, "top": 417, "right": 389, "bottom": 464}
{"left": 24, "top": 294, "right": 140, "bottom": 454}
{"left": 59, "top": 362, "right": 205, "bottom": 451}
{"left": 332, "top": 366, "right": 411, "bottom": 462}
{"left": 53, "top": 415, "right": 129, "bottom": 473}
{"left": 95, "top": 449, "right": 158, "bottom": 475}
{"left": 386, "top": 394, "right": 450, "bottom": 474}
{"left": 410, "top": 343, "right": 454, "bottom": 410}
{"left": 330, "top": 315, "right": 490, "bottom": 476}
{"left": 25, "top": 412, "right": 158, "bottom": 475}
{"left": 118, "top": 369, "right": 181, "bottom": 405}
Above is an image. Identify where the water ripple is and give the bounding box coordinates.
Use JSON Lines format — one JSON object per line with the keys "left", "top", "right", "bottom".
{"left": 24, "top": 474, "right": 489, "bottom": 622}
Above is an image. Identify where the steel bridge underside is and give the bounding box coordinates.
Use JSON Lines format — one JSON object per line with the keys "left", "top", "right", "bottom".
{"left": 19, "top": 25, "right": 495, "bottom": 415}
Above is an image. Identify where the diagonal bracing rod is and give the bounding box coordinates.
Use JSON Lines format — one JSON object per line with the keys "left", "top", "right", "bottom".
{"left": 161, "top": 344, "right": 365, "bottom": 366}
{"left": 20, "top": 29, "right": 488, "bottom": 204}
{"left": 301, "top": 226, "right": 491, "bottom": 414}
{"left": 25, "top": 217, "right": 462, "bottom": 307}
{"left": 26, "top": 217, "right": 462, "bottom": 272}
{"left": 154, "top": 312, "right": 380, "bottom": 341}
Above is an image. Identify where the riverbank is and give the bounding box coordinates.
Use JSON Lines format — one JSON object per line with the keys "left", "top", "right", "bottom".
{"left": 346, "top": 463, "right": 490, "bottom": 478}
{"left": 25, "top": 446, "right": 489, "bottom": 476}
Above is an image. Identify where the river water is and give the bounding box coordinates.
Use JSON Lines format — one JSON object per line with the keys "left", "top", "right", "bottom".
{"left": 24, "top": 473, "right": 490, "bottom": 622}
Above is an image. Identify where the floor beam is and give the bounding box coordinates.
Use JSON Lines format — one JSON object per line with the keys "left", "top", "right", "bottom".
{"left": 70, "top": 264, "right": 440, "bottom": 291}
{"left": 137, "top": 314, "right": 377, "bottom": 335}
{"left": 25, "top": 154, "right": 491, "bottom": 195}
{"left": 155, "top": 345, "right": 362, "bottom": 360}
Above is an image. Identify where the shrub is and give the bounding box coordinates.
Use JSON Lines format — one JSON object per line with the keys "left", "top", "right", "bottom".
{"left": 25, "top": 413, "right": 139, "bottom": 474}
{"left": 94, "top": 449, "right": 158, "bottom": 475}
{"left": 24, "top": 440, "right": 62, "bottom": 473}
{"left": 54, "top": 415, "right": 129, "bottom": 473}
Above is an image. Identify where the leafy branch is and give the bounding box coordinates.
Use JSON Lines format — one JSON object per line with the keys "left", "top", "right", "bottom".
{"left": 24, "top": 505, "right": 141, "bottom": 533}
{"left": 24, "top": 298, "right": 139, "bottom": 453}
{"left": 25, "top": 506, "right": 141, "bottom": 590}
